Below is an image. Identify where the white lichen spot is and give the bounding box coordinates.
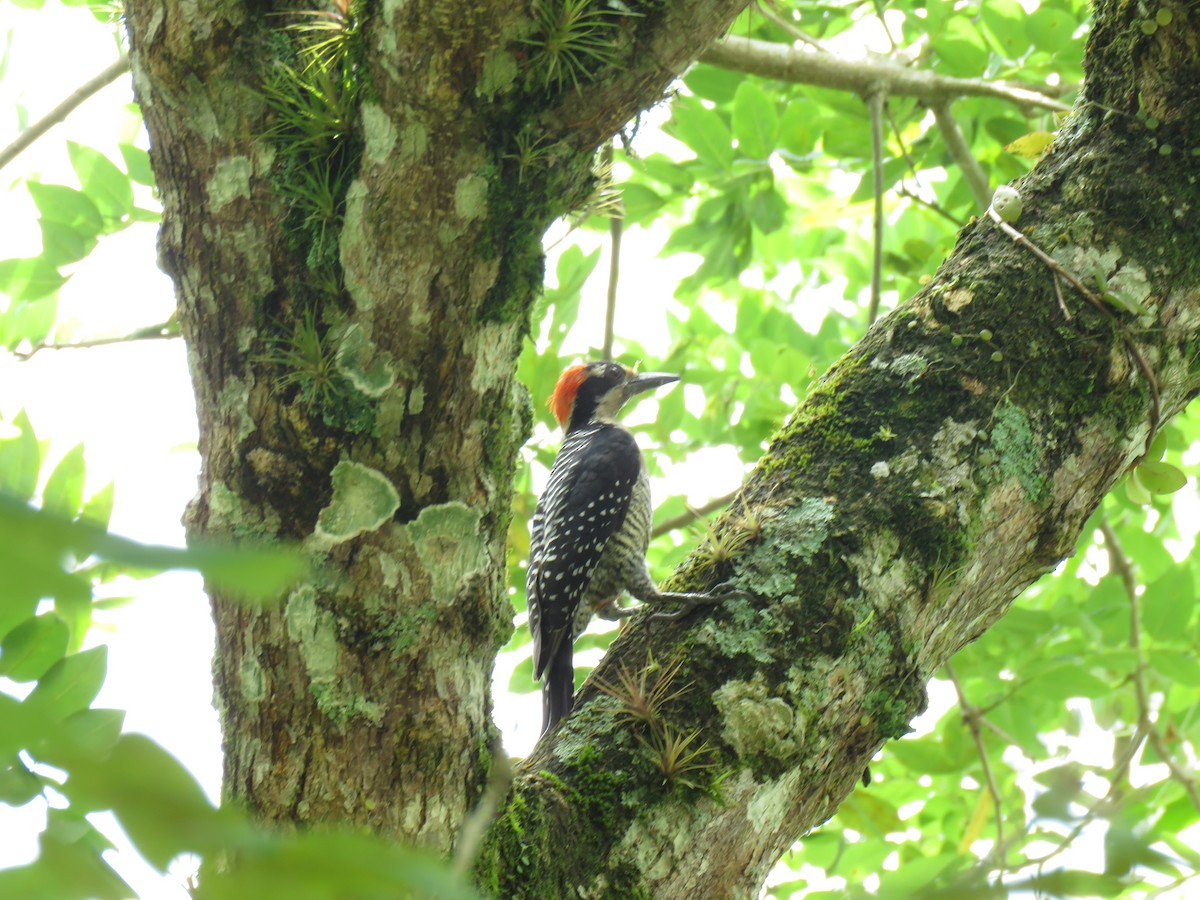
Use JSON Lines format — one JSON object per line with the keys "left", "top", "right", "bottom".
{"left": 217, "top": 376, "right": 256, "bottom": 443}
{"left": 943, "top": 288, "right": 974, "bottom": 312}
{"left": 239, "top": 654, "right": 266, "bottom": 704}
{"left": 406, "top": 503, "right": 486, "bottom": 604}
{"left": 207, "top": 156, "right": 252, "bottom": 212}
{"left": 285, "top": 584, "right": 339, "bottom": 684}
{"left": 399, "top": 120, "right": 429, "bottom": 162}
{"left": 712, "top": 676, "right": 798, "bottom": 760}
{"left": 1108, "top": 260, "right": 1152, "bottom": 311}
{"left": 478, "top": 50, "right": 519, "bottom": 97}
{"left": 361, "top": 103, "right": 397, "bottom": 163}
{"left": 335, "top": 322, "right": 396, "bottom": 397}
{"left": 454, "top": 172, "right": 488, "bottom": 222}
{"left": 339, "top": 179, "right": 375, "bottom": 311}
{"left": 314, "top": 460, "right": 400, "bottom": 544}
{"left": 378, "top": 552, "right": 401, "bottom": 589}
{"left": 747, "top": 768, "right": 804, "bottom": 835}
{"left": 469, "top": 323, "right": 512, "bottom": 393}
{"left": 408, "top": 384, "right": 426, "bottom": 416}
{"left": 871, "top": 461, "right": 891, "bottom": 479}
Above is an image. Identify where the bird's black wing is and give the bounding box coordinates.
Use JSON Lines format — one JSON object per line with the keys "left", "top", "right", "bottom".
{"left": 527, "top": 423, "right": 642, "bottom": 687}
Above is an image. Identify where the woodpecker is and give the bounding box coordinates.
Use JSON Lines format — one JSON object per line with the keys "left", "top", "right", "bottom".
{"left": 527, "top": 361, "right": 733, "bottom": 733}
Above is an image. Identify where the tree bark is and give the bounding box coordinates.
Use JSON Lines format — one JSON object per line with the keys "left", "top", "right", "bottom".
{"left": 480, "top": 2, "right": 1200, "bottom": 895}
{"left": 122, "top": 0, "right": 748, "bottom": 855}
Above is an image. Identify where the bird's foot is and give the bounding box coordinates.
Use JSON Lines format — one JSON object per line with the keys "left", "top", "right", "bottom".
{"left": 648, "top": 583, "right": 748, "bottom": 620}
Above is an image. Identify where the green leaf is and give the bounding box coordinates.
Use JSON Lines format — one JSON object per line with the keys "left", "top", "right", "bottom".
{"left": 1149, "top": 649, "right": 1200, "bottom": 687}
{"left": 0, "top": 614, "right": 70, "bottom": 681}
{"left": 1141, "top": 567, "right": 1194, "bottom": 642}
{"left": 0, "top": 410, "right": 41, "bottom": 501}
{"left": 1005, "top": 131, "right": 1056, "bottom": 159}
{"left": 118, "top": 143, "right": 155, "bottom": 186}
{"left": 67, "top": 142, "right": 134, "bottom": 226}
{"left": 42, "top": 443, "right": 87, "bottom": 519}
{"left": 683, "top": 63, "right": 740, "bottom": 104}
{"left": 732, "top": 81, "right": 778, "bottom": 160}
{"left": 0, "top": 757, "right": 43, "bottom": 805}
{"left": 61, "top": 708, "right": 126, "bottom": 755}
{"left": 26, "top": 182, "right": 104, "bottom": 234}
{"left": 0, "top": 257, "right": 67, "bottom": 302}
{"left": 1134, "top": 460, "right": 1187, "bottom": 494}
{"left": 0, "top": 294, "right": 58, "bottom": 349}
{"left": 669, "top": 101, "right": 734, "bottom": 172}
{"left": 200, "top": 828, "right": 486, "bottom": 900}
{"left": 80, "top": 481, "right": 116, "bottom": 530}
{"left": 620, "top": 182, "right": 666, "bottom": 225}
{"left": 886, "top": 737, "right": 956, "bottom": 774}
{"left": 39, "top": 219, "right": 95, "bottom": 266}
{"left": 508, "top": 652, "right": 536, "bottom": 693}
{"left": 62, "top": 733, "right": 220, "bottom": 870}
{"left": 25, "top": 646, "right": 108, "bottom": 721}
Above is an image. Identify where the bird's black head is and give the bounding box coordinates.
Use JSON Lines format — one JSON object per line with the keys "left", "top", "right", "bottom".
{"left": 548, "top": 361, "right": 678, "bottom": 434}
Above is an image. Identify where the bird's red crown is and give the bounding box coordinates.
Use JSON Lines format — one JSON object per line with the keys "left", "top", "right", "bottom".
{"left": 548, "top": 364, "right": 588, "bottom": 427}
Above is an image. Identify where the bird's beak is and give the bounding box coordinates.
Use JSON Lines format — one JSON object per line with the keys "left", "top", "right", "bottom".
{"left": 624, "top": 371, "right": 679, "bottom": 400}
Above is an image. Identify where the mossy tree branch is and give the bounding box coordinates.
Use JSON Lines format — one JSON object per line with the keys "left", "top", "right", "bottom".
{"left": 483, "top": 2, "right": 1200, "bottom": 894}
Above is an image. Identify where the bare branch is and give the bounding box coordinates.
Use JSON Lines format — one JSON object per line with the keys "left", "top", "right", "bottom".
{"left": 866, "top": 89, "right": 885, "bottom": 326}
{"left": 1100, "top": 519, "right": 1200, "bottom": 811}
{"left": 652, "top": 491, "right": 737, "bottom": 538}
{"left": 0, "top": 54, "right": 131, "bottom": 173}
{"left": 12, "top": 321, "right": 179, "bottom": 361}
{"left": 602, "top": 143, "right": 621, "bottom": 362}
{"left": 932, "top": 104, "right": 992, "bottom": 211}
{"left": 756, "top": 0, "right": 832, "bottom": 53}
{"left": 945, "top": 661, "right": 1005, "bottom": 857}
{"left": 701, "top": 36, "right": 1071, "bottom": 112}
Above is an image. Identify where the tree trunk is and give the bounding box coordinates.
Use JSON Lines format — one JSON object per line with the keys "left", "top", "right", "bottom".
{"left": 122, "top": 0, "right": 748, "bottom": 853}
{"left": 121, "top": 0, "right": 1200, "bottom": 894}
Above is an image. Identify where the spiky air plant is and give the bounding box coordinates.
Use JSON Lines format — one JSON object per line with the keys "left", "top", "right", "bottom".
{"left": 640, "top": 725, "right": 721, "bottom": 790}
{"left": 524, "top": 0, "right": 634, "bottom": 92}
{"left": 258, "top": 309, "right": 345, "bottom": 410}
{"left": 594, "top": 652, "right": 689, "bottom": 727}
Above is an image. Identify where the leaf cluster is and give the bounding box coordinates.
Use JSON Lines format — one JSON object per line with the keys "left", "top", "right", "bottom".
{"left": 0, "top": 142, "right": 158, "bottom": 352}
{"left": 0, "top": 411, "right": 478, "bottom": 899}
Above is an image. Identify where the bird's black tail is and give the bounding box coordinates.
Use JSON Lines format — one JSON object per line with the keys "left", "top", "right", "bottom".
{"left": 542, "top": 639, "right": 575, "bottom": 733}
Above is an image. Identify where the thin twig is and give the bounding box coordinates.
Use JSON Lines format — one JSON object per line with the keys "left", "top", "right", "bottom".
{"left": 0, "top": 55, "right": 131, "bottom": 173}
{"left": 1100, "top": 518, "right": 1200, "bottom": 811}
{"left": 1018, "top": 722, "right": 1147, "bottom": 873}
{"left": 1051, "top": 273, "right": 1072, "bottom": 321}
{"left": 652, "top": 491, "right": 737, "bottom": 539}
{"left": 946, "top": 661, "right": 1005, "bottom": 856}
{"left": 757, "top": 0, "right": 832, "bottom": 52}
{"left": 13, "top": 323, "right": 180, "bottom": 361}
{"left": 601, "top": 143, "right": 620, "bottom": 362}
{"left": 986, "top": 204, "right": 1160, "bottom": 453}
{"left": 932, "top": 103, "right": 991, "bottom": 211}
{"left": 898, "top": 186, "right": 965, "bottom": 227}
{"left": 866, "top": 89, "right": 886, "bottom": 326}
